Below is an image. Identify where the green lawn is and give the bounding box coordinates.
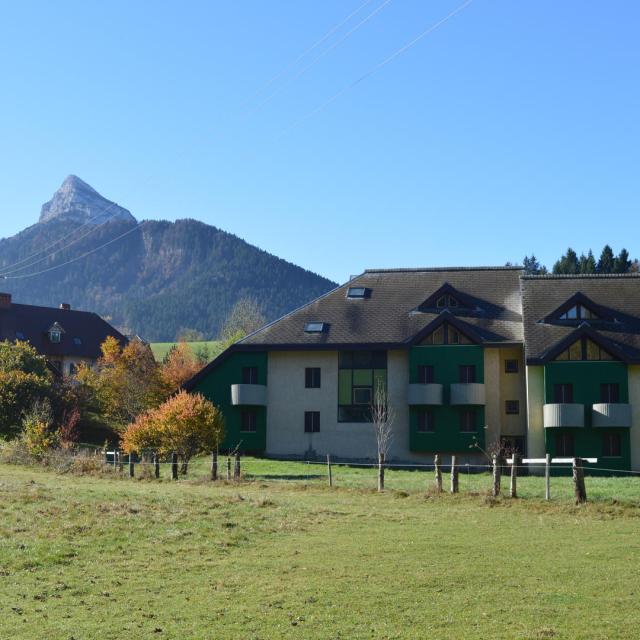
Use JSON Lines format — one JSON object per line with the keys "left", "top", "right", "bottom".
{"left": 149, "top": 341, "right": 222, "bottom": 362}
{"left": 1, "top": 460, "right": 639, "bottom": 639}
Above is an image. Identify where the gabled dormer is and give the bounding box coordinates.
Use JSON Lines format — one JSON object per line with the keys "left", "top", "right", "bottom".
{"left": 417, "top": 283, "right": 476, "bottom": 313}
{"left": 541, "top": 325, "right": 629, "bottom": 363}
{"left": 47, "top": 322, "right": 65, "bottom": 344}
{"left": 410, "top": 313, "right": 482, "bottom": 346}
{"left": 542, "top": 292, "right": 614, "bottom": 325}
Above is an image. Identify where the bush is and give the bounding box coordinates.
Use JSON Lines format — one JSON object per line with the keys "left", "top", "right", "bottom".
{"left": 22, "top": 399, "right": 58, "bottom": 459}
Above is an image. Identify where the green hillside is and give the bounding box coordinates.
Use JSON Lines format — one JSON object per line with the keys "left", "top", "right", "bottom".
{"left": 150, "top": 340, "right": 223, "bottom": 362}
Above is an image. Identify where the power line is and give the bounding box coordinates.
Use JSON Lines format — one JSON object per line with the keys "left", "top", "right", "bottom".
{"left": 0, "top": 206, "right": 131, "bottom": 277}
{"left": 280, "top": 0, "right": 475, "bottom": 136}
{"left": 247, "top": 0, "right": 395, "bottom": 115}
{"left": 0, "top": 199, "right": 125, "bottom": 275}
{"left": 1, "top": 222, "right": 146, "bottom": 280}
{"left": 241, "top": 0, "right": 376, "bottom": 109}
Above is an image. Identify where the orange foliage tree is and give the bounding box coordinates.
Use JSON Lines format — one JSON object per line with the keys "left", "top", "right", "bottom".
{"left": 161, "top": 342, "right": 202, "bottom": 392}
{"left": 121, "top": 390, "right": 224, "bottom": 472}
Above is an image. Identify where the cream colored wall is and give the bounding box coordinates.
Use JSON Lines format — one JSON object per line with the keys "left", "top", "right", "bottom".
{"left": 61, "top": 356, "right": 94, "bottom": 376}
{"left": 483, "top": 348, "right": 501, "bottom": 448}
{"left": 525, "top": 365, "right": 545, "bottom": 460}
{"left": 498, "top": 347, "right": 527, "bottom": 437}
{"left": 628, "top": 365, "right": 640, "bottom": 471}
{"left": 266, "top": 350, "right": 419, "bottom": 461}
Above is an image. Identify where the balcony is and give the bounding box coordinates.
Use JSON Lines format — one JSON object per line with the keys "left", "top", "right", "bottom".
{"left": 592, "top": 403, "right": 632, "bottom": 428}
{"left": 231, "top": 384, "right": 267, "bottom": 406}
{"left": 450, "top": 383, "right": 486, "bottom": 405}
{"left": 408, "top": 383, "right": 444, "bottom": 406}
{"left": 543, "top": 403, "right": 584, "bottom": 428}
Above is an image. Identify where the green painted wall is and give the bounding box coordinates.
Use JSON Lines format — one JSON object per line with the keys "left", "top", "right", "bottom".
{"left": 192, "top": 351, "right": 268, "bottom": 453}
{"left": 544, "top": 362, "right": 630, "bottom": 471}
{"left": 409, "top": 345, "right": 485, "bottom": 453}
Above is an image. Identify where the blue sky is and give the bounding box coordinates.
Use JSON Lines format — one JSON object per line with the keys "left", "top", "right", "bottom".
{"left": 1, "top": 0, "right": 638, "bottom": 283}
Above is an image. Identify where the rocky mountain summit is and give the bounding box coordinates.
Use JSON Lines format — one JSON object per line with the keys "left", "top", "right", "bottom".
{"left": 39, "top": 175, "right": 136, "bottom": 225}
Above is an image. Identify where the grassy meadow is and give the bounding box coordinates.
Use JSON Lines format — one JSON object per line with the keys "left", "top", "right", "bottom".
{"left": 149, "top": 341, "right": 222, "bottom": 362}
{"left": 1, "top": 459, "right": 639, "bottom": 639}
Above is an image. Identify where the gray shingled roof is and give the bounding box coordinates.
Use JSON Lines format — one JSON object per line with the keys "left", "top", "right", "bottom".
{"left": 239, "top": 267, "right": 524, "bottom": 348}
{"left": 521, "top": 274, "right": 640, "bottom": 363}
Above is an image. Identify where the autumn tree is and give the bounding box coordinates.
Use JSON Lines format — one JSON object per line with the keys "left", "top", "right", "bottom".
{"left": 121, "top": 390, "right": 224, "bottom": 473}
{"left": 161, "top": 342, "right": 202, "bottom": 392}
{"left": 78, "top": 336, "right": 165, "bottom": 432}
{"left": 0, "top": 341, "right": 52, "bottom": 438}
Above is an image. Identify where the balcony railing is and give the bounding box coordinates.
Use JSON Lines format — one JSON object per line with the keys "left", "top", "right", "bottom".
{"left": 231, "top": 384, "right": 267, "bottom": 406}
{"left": 543, "top": 403, "right": 584, "bottom": 428}
{"left": 407, "top": 383, "right": 444, "bottom": 406}
{"left": 450, "top": 383, "right": 486, "bottom": 405}
{"left": 592, "top": 403, "right": 632, "bottom": 428}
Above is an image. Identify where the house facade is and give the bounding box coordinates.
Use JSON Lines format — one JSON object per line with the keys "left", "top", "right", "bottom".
{"left": 0, "top": 293, "right": 127, "bottom": 375}
{"left": 185, "top": 268, "right": 640, "bottom": 470}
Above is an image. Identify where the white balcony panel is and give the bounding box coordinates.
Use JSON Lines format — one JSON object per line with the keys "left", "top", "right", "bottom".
{"left": 592, "top": 403, "right": 632, "bottom": 428}
{"left": 407, "top": 383, "right": 444, "bottom": 405}
{"left": 450, "top": 383, "right": 486, "bottom": 405}
{"left": 543, "top": 403, "right": 584, "bottom": 428}
{"left": 231, "top": 384, "right": 267, "bottom": 406}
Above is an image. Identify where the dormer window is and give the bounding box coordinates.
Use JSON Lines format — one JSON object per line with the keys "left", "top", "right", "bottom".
{"left": 48, "top": 322, "right": 65, "bottom": 344}
{"left": 421, "top": 322, "right": 472, "bottom": 345}
{"left": 559, "top": 304, "right": 599, "bottom": 321}
{"left": 555, "top": 337, "right": 614, "bottom": 361}
{"left": 304, "top": 322, "right": 326, "bottom": 333}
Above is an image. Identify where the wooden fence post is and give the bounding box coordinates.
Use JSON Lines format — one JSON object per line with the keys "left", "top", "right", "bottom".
{"left": 434, "top": 454, "right": 442, "bottom": 492}
{"left": 153, "top": 453, "right": 160, "bottom": 479}
{"left": 573, "top": 457, "right": 587, "bottom": 504}
{"left": 492, "top": 454, "right": 501, "bottom": 497}
{"left": 129, "top": 455, "right": 135, "bottom": 478}
{"left": 226, "top": 456, "right": 231, "bottom": 481}
{"left": 327, "top": 454, "right": 333, "bottom": 488}
{"left": 211, "top": 451, "right": 218, "bottom": 481}
{"left": 234, "top": 452, "right": 241, "bottom": 481}
{"left": 171, "top": 453, "right": 178, "bottom": 480}
{"left": 377, "top": 452, "right": 385, "bottom": 492}
{"left": 545, "top": 453, "right": 551, "bottom": 501}
{"left": 450, "top": 455, "right": 459, "bottom": 494}
{"left": 510, "top": 453, "right": 519, "bottom": 498}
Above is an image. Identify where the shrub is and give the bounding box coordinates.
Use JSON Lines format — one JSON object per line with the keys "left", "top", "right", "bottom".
{"left": 22, "top": 399, "right": 58, "bottom": 459}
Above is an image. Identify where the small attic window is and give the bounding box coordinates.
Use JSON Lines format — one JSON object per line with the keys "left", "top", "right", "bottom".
{"left": 436, "top": 295, "right": 459, "bottom": 308}
{"left": 73, "top": 337, "right": 82, "bottom": 346}
{"left": 49, "top": 329, "right": 62, "bottom": 344}
{"left": 304, "top": 322, "right": 326, "bottom": 333}
{"left": 15, "top": 331, "right": 25, "bottom": 340}
{"left": 347, "top": 287, "right": 367, "bottom": 299}
{"left": 559, "top": 304, "right": 599, "bottom": 321}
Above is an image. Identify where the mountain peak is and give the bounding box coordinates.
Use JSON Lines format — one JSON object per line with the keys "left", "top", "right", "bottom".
{"left": 39, "top": 176, "right": 136, "bottom": 225}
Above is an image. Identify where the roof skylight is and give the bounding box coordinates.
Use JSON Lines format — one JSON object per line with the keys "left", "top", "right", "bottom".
{"left": 304, "top": 322, "right": 326, "bottom": 333}
{"left": 347, "top": 287, "right": 367, "bottom": 299}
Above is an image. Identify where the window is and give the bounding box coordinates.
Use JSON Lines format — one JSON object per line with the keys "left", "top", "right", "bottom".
{"left": 68, "top": 362, "right": 78, "bottom": 376}
{"left": 602, "top": 432, "right": 622, "bottom": 457}
{"left": 422, "top": 323, "right": 472, "bottom": 345}
{"left": 15, "top": 331, "right": 25, "bottom": 340}
{"left": 242, "top": 366, "right": 258, "bottom": 384}
{"left": 555, "top": 433, "right": 575, "bottom": 456}
{"left": 555, "top": 337, "right": 614, "bottom": 361}
{"left": 505, "top": 400, "right": 520, "bottom": 415}
{"left": 49, "top": 329, "right": 62, "bottom": 344}
{"left": 459, "top": 409, "right": 476, "bottom": 432}
{"left": 417, "top": 409, "right": 434, "bottom": 433}
{"left": 304, "top": 411, "right": 320, "bottom": 433}
{"left": 504, "top": 359, "right": 519, "bottom": 374}
{"left": 600, "top": 383, "right": 620, "bottom": 403}
{"left": 559, "top": 304, "right": 599, "bottom": 321}
{"left": 553, "top": 383, "right": 573, "bottom": 403}
{"left": 73, "top": 337, "right": 82, "bottom": 346}
{"left": 436, "top": 294, "right": 459, "bottom": 308}
{"left": 240, "top": 411, "right": 257, "bottom": 432}
{"left": 304, "top": 322, "right": 326, "bottom": 333}
{"left": 338, "top": 351, "right": 387, "bottom": 423}
{"left": 305, "top": 367, "right": 321, "bottom": 388}
{"left": 459, "top": 365, "right": 476, "bottom": 384}
{"left": 353, "top": 387, "right": 372, "bottom": 405}
{"left": 417, "top": 365, "right": 434, "bottom": 384}
{"left": 347, "top": 287, "right": 367, "bottom": 299}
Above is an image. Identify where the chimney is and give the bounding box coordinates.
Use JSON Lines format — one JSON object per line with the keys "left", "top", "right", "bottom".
{"left": 60, "top": 303, "right": 71, "bottom": 311}
{"left": 0, "top": 293, "right": 12, "bottom": 310}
